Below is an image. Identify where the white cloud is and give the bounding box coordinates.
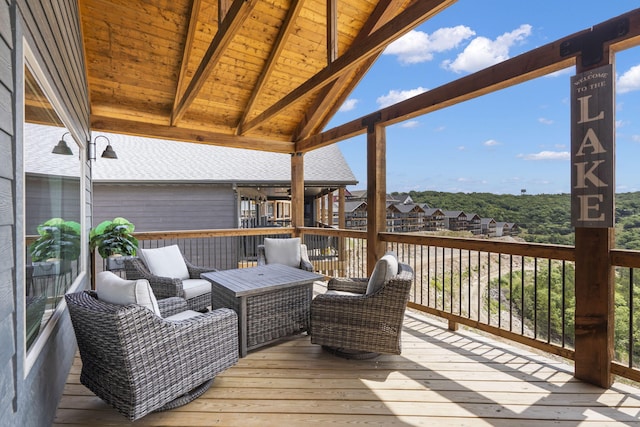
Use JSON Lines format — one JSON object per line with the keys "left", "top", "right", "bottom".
{"left": 377, "top": 87, "right": 427, "bottom": 108}
{"left": 617, "top": 64, "right": 640, "bottom": 94}
{"left": 538, "top": 117, "right": 554, "bottom": 125}
{"left": 401, "top": 120, "right": 420, "bottom": 128}
{"left": 632, "top": 135, "right": 640, "bottom": 143}
{"left": 457, "top": 145, "right": 466, "bottom": 151}
{"left": 483, "top": 139, "right": 500, "bottom": 147}
{"left": 339, "top": 98, "right": 358, "bottom": 112}
{"left": 517, "top": 150, "right": 570, "bottom": 160}
{"left": 383, "top": 26, "right": 475, "bottom": 65}
{"left": 442, "top": 24, "right": 532, "bottom": 73}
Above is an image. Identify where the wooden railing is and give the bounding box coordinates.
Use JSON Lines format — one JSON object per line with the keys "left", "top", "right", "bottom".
{"left": 95, "top": 226, "right": 640, "bottom": 384}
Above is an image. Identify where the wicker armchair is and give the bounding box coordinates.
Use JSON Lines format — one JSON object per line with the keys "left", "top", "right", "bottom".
{"left": 310, "top": 260, "right": 414, "bottom": 358}
{"left": 65, "top": 290, "right": 239, "bottom": 421}
{"left": 124, "top": 245, "right": 214, "bottom": 311}
{"left": 257, "top": 237, "right": 313, "bottom": 271}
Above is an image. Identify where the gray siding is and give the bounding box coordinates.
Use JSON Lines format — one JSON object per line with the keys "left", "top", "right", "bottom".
{"left": 2, "top": 1, "right": 91, "bottom": 426}
{"left": 94, "top": 184, "right": 237, "bottom": 231}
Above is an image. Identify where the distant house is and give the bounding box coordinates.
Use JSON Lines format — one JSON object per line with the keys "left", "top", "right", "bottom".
{"left": 481, "top": 218, "right": 497, "bottom": 237}
{"left": 344, "top": 200, "right": 368, "bottom": 230}
{"left": 422, "top": 207, "right": 446, "bottom": 231}
{"left": 496, "top": 222, "right": 518, "bottom": 237}
{"left": 465, "top": 213, "right": 482, "bottom": 235}
{"left": 443, "top": 211, "right": 468, "bottom": 231}
{"left": 387, "top": 203, "right": 424, "bottom": 232}
{"left": 91, "top": 132, "right": 358, "bottom": 231}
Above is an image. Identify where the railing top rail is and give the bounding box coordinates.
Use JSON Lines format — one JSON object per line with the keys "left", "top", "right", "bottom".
{"left": 133, "top": 227, "right": 294, "bottom": 240}
{"left": 379, "top": 232, "right": 576, "bottom": 261}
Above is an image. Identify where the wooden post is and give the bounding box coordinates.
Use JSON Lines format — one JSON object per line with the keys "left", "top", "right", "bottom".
{"left": 568, "top": 31, "right": 618, "bottom": 388}
{"left": 364, "top": 113, "right": 385, "bottom": 275}
{"left": 338, "top": 187, "right": 346, "bottom": 276}
{"left": 320, "top": 193, "right": 326, "bottom": 224}
{"left": 327, "top": 190, "right": 334, "bottom": 226}
{"left": 291, "top": 152, "right": 304, "bottom": 236}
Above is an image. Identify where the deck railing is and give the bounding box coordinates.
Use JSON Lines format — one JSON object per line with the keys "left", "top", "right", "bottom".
{"left": 94, "top": 226, "right": 640, "bottom": 384}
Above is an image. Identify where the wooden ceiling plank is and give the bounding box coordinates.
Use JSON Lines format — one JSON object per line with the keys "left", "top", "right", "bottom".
{"left": 235, "top": 0, "right": 304, "bottom": 135}
{"left": 171, "top": 0, "right": 204, "bottom": 117}
{"left": 240, "top": 0, "right": 453, "bottom": 135}
{"left": 294, "top": 0, "right": 407, "bottom": 140}
{"left": 91, "top": 115, "right": 295, "bottom": 153}
{"left": 171, "top": 0, "right": 256, "bottom": 126}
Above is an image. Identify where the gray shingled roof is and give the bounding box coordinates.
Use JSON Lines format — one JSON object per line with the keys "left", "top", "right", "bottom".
{"left": 25, "top": 123, "right": 357, "bottom": 185}
{"left": 91, "top": 131, "right": 357, "bottom": 185}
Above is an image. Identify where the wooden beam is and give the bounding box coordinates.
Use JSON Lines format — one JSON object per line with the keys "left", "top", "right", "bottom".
{"left": 90, "top": 115, "right": 294, "bottom": 153}
{"left": 218, "top": 0, "right": 232, "bottom": 24}
{"left": 297, "top": 8, "right": 640, "bottom": 152}
{"left": 327, "top": 0, "right": 338, "bottom": 64}
{"left": 171, "top": 0, "right": 255, "bottom": 126}
{"left": 236, "top": 0, "right": 304, "bottom": 135}
{"left": 327, "top": 190, "right": 334, "bottom": 226}
{"left": 241, "top": 0, "right": 452, "bottom": 135}
{"left": 294, "top": 0, "right": 408, "bottom": 140}
{"left": 171, "top": 0, "right": 203, "bottom": 119}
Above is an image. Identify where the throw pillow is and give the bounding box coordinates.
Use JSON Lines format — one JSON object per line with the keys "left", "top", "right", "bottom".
{"left": 139, "top": 245, "right": 190, "bottom": 280}
{"left": 264, "top": 237, "right": 301, "bottom": 268}
{"left": 96, "top": 271, "right": 161, "bottom": 316}
{"left": 365, "top": 252, "right": 399, "bottom": 295}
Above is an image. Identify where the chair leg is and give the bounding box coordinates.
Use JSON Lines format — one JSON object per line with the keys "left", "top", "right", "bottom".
{"left": 321, "top": 346, "right": 380, "bottom": 360}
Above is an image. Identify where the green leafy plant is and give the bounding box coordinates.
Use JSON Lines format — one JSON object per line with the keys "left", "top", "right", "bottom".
{"left": 89, "top": 217, "right": 138, "bottom": 258}
{"left": 29, "top": 218, "right": 81, "bottom": 262}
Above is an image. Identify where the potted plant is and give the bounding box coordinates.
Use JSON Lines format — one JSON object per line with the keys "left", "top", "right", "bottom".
{"left": 89, "top": 217, "right": 138, "bottom": 270}
{"left": 29, "top": 218, "right": 81, "bottom": 276}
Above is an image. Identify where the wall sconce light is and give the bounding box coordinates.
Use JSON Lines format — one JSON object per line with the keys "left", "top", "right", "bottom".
{"left": 52, "top": 132, "right": 73, "bottom": 155}
{"left": 89, "top": 135, "right": 118, "bottom": 160}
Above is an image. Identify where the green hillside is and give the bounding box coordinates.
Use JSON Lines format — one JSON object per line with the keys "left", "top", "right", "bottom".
{"left": 392, "top": 190, "right": 640, "bottom": 249}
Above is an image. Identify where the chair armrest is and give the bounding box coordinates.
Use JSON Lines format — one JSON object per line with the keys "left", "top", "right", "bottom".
{"left": 299, "top": 244, "right": 313, "bottom": 271}
{"left": 256, "top": 245, "right": 266, "bottom": 266}
{"left": 158, "top": 297, "right": 188, "bottom": 318}
{"left": 124, "top": 257, "right": 185, "bottom": 299}
{"left": 327, "top": 277, "right": 368, "bottom": 294}
{"left": 185, "top": 258, "right": 217, "bottom": 278}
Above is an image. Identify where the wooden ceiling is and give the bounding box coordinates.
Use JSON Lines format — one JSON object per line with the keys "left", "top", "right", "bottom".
{"left": 79, "top": 0, "right": 455, "bottom": 153}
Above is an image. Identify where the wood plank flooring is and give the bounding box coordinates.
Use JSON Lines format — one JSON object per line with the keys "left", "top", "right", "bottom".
{"left": 54, "top": 310, "right": 640, "bottom": 426}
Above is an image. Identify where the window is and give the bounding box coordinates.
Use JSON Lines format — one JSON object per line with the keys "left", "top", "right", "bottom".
{"left": 23, "top": 55, "right": 85, "bottom": 363}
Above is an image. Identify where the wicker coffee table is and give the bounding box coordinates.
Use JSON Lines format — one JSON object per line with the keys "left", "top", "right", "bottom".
{"left": 202, "top": 264, "right": 324, "bottom": 357}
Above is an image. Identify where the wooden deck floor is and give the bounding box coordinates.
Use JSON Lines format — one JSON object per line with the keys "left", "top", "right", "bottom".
{"left": 54, "top": 309, "right": 640, "bottom": 426}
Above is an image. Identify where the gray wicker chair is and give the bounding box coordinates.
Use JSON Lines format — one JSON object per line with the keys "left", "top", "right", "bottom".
{"left": 124, "top": 252, "right": 214, "bottom": 311}
{"left": 257, "top": 238, "right": 313, "bottom": 271}
{"left": 65, "top": 290, "right": 239, "bottom": 421}
{"left": 310, "top": 262, "right": 413, "bottom": 358}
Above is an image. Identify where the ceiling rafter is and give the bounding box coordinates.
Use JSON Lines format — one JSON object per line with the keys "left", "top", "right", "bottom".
{"left": 171, "top": 0, "right": 203, "bottom": 117}
{"left": 293, "top": 0, "right": 408, "bottom": 140}
{"left": 239, "top": 0, "right": 452, "bottom": 135}
{"left": 91, "top": 115, "right": 295, "bottom": 153}
{"left": 171, "top": 0, "right": 256, "bottom": 126}
{"left": 235, "top": 0, "right": 304, "bottom": 135}
{"left": 327, "top": 0, "right": 337, "bottom": 63}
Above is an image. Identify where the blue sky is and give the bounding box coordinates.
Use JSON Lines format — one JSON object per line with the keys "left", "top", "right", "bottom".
{"left": 328, "top": 1, "right": 640, "bottom": 195}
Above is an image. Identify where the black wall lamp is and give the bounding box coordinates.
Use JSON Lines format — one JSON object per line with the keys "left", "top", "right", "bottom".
{"left": 89, "top": 135, "right": 118, "bottom": 160}
{"left": 52, "top": 132, "right": 73, "bottom": 155}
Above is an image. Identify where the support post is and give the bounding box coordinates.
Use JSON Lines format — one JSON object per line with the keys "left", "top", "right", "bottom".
{"left": 567, "top": 27, "right": 620, "bottom": 388}
{"left": 364, "top": 113, "right": 385, "bottom": 275}
{"left": 327, "top": 190, "right": 334, "bottom": 226}
{"left": 291, "top": 152, "right": 304, "bottom": 236}
{"left": 338, "top": 187, "right": 346, "bottom": 276}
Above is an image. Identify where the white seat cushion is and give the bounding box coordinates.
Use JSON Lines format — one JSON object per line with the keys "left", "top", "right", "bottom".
{"left": 365, "top": 252, "right": 399, "bottom": 295}
{"left": 164, "top": 310, "right": 204, "bottom": 322}
{"left": 139, "top": 245, "right": 190, "bottom": 280}
{"left": 264, "top": 237, "right": 301, "bottom": 268}
{"left": 96, "top": 271, "right": 161, "bottom": 316}
{"left": 182, "top": 279, "right": 211, "bottom": 300}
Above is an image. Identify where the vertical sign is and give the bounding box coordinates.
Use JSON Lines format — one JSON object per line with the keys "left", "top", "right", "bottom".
{"left": 571, "top": 64, "right": 614, "bottom": 227}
